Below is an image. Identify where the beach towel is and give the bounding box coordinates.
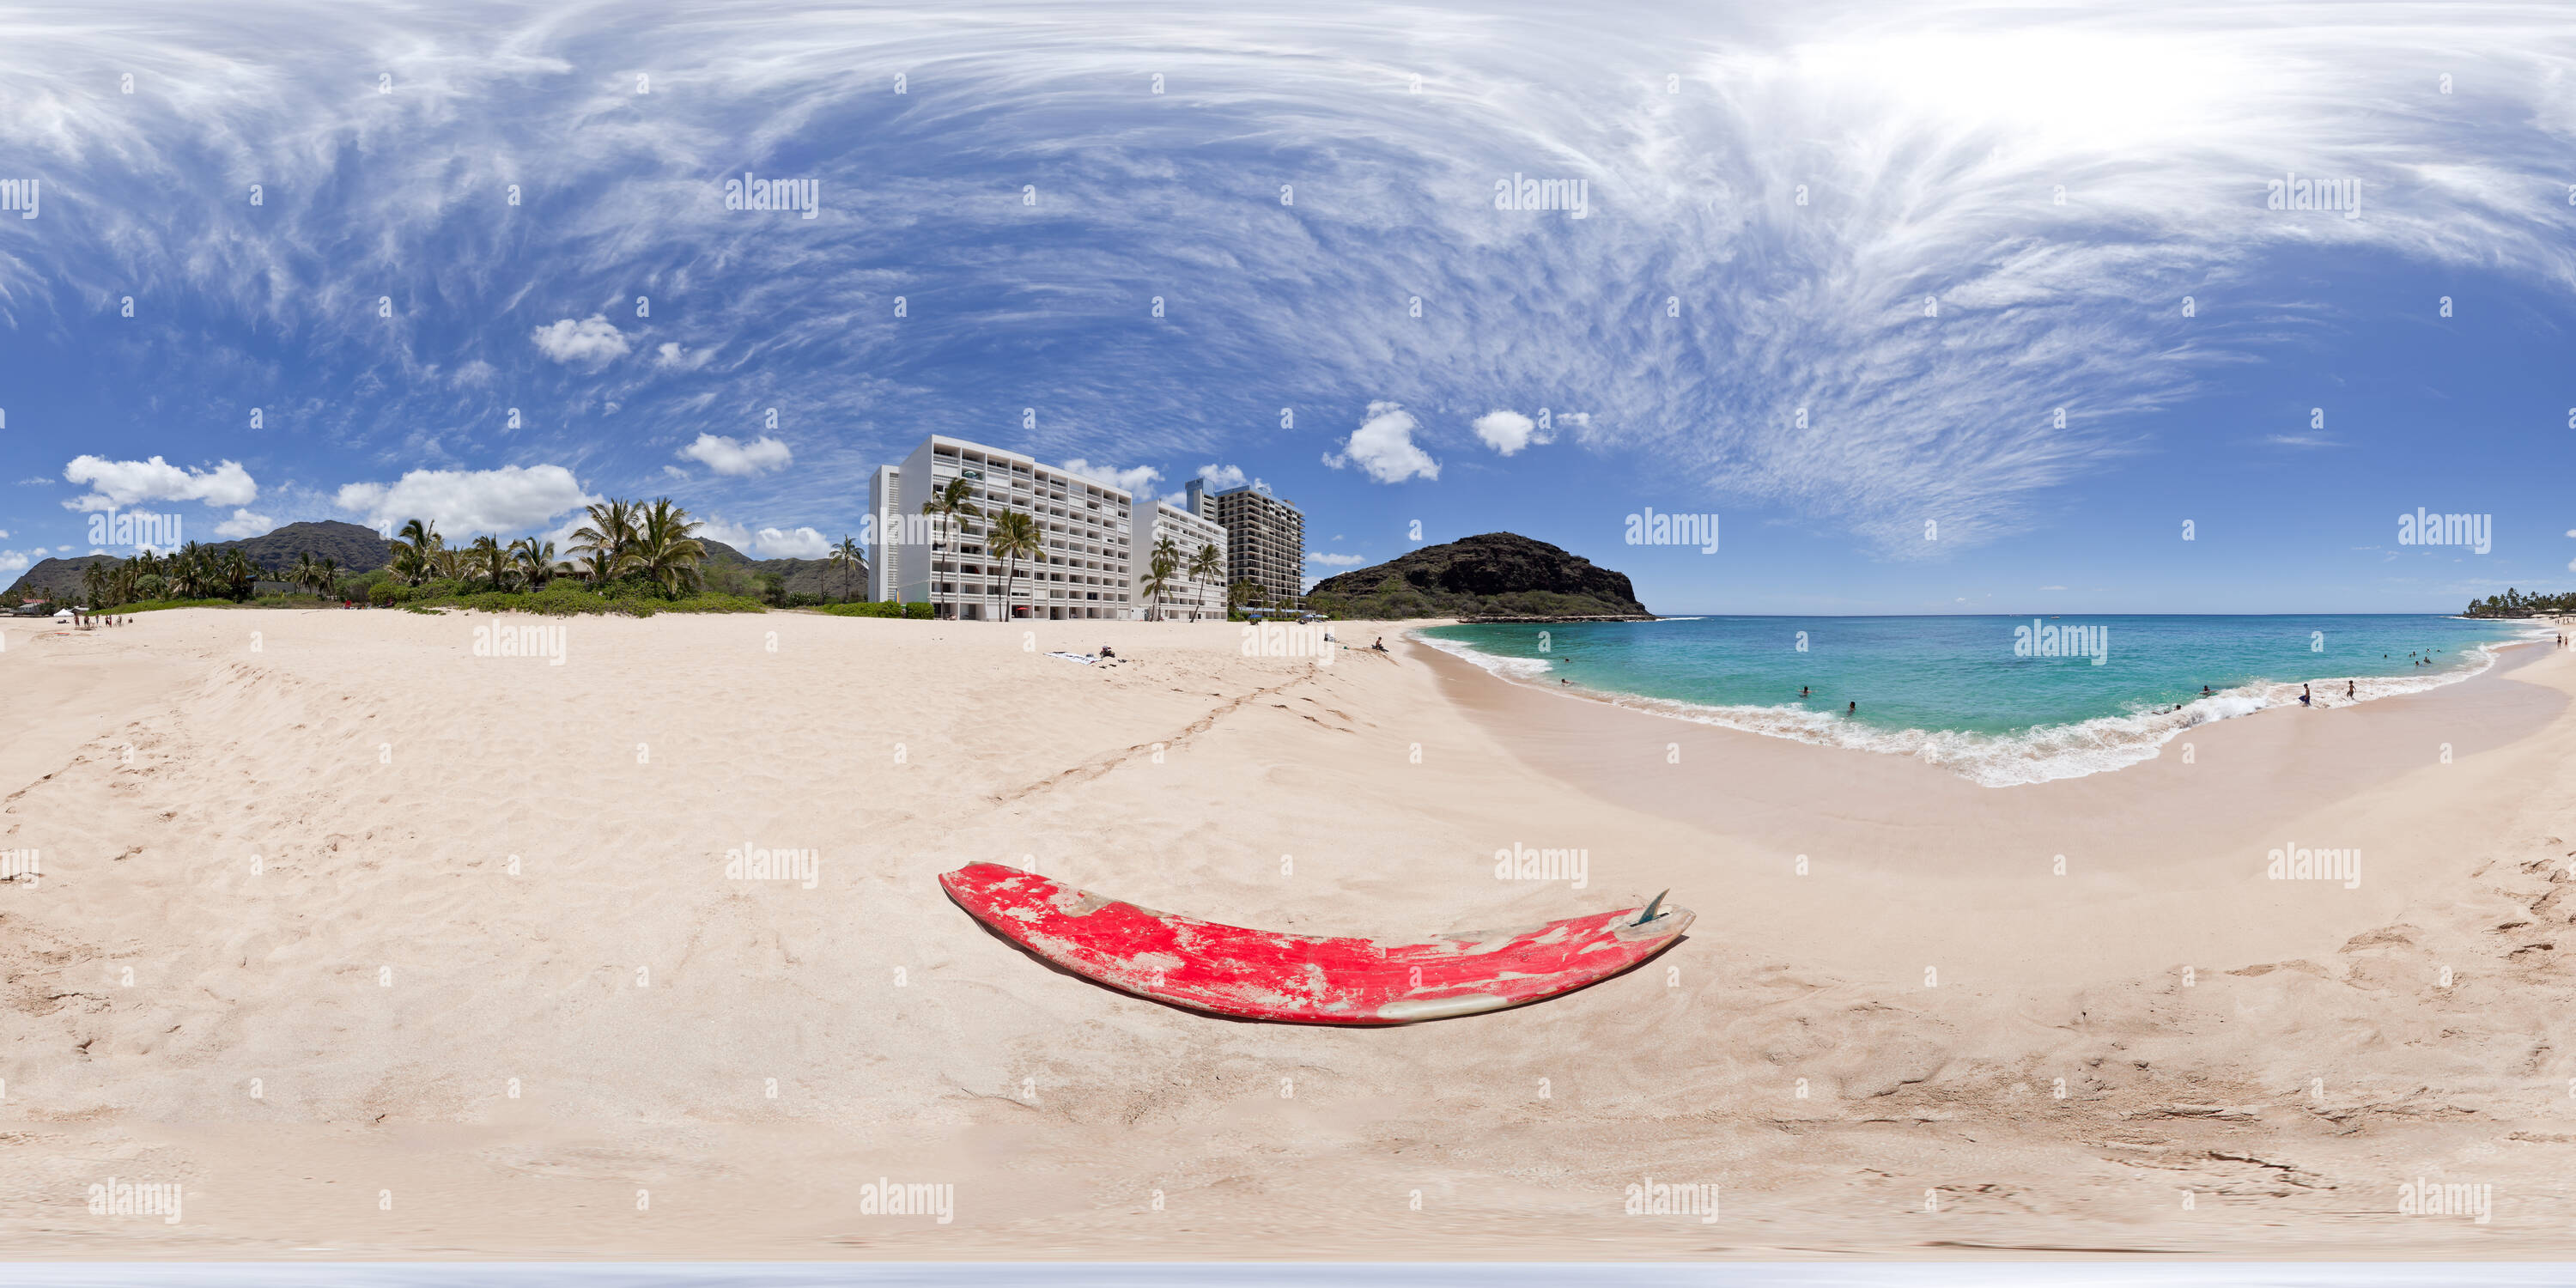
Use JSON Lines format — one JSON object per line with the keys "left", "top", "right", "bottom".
{"left": 1045, "top": 651, "right": 1097, "bottom": 665}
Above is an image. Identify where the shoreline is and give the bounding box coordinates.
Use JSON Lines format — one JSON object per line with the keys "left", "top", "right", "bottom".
{"left": 1413, "top": 617, "right": 2563, "bottom": 787}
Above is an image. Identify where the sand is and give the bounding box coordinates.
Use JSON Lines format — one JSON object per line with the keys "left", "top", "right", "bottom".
{"left": 3, "top": 606, "right": 2575, "bottom": 1258}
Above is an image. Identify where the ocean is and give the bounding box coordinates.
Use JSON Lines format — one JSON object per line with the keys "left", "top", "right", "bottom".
{"left": 1417, "top": 614, "right": 2554, "bottom": 787}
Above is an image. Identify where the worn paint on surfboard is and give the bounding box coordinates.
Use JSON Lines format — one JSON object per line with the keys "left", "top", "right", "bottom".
{"left": 939, "top": 862, "right": 1693, "bottom": 1024}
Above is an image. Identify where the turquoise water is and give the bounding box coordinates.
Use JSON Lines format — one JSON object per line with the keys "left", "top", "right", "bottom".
{"left": 1419, "top": 615, "right": 2550, "bottom": 786}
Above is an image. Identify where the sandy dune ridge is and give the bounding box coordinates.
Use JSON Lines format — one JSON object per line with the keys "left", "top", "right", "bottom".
{"left": 3, "top": 607, "right": 2574, "bottom": 1257}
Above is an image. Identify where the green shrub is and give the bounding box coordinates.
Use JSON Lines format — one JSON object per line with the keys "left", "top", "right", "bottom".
{"left": 815, "top": 599, "right": 935, "bottom": 619}
{"left": 93, "top": 598, "right": 237, "bottom": 615}
{"left": 392, "top": 583, "right": 767, "bottom": 617}
{"left": 369, "top": 580, "right": 410, "bottom": 606}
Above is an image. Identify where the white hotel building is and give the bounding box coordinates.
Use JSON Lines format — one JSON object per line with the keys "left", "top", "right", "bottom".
{"left": 867, "top": 435, "right": 1226, "bottom": 621}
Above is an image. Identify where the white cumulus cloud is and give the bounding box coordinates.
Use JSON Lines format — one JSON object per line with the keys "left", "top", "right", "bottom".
{"left": 1324, "top": 402, "right": 1439, "bottom": 483}
{"left": 0, "top": 550, "right": 27, "bottom": 574}
{"left": 61, "top": 455, "right": 258, "bottom": 512}
{"left": 214, "top": 509, "right": 274, "bottom": 538}
{"left": 654, "top": 343, "right": 712, "bottom": 370}
{"left": 1061, "top": 459, "right": 1163, "bottom": 496}
{"left": 753, "top": 526, "right": 831, "bottom": 559}
{"left": 696, "top": 517, "right": 832, "bottom": 559}
{"left": 1194, "top": 464, "right": 1249, "bottom": 491}
{"left": 680, "top": 433, "right": 793, "bottom": 476}
{"left": 1307, "top": 551, "right": 1369, "bottom": 567}
{"left": 531, "top": 315, "right": 630, "bottom": 368}
{"left": 1471, "top": 410, "right": 1552, "bottom": 456}
{"left": 336, "top": 465, "right": 594, "bottom": 535}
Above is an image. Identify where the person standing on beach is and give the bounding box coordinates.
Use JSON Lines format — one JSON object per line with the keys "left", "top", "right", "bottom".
{"left": 2347, "top": 680, "right": 2355, "bottom": 700}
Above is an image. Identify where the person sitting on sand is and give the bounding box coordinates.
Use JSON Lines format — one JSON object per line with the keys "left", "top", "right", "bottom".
{"left": 1372, "top": 637, "right": 1387, "bottom": 652}
{"left": 1099, "top": 645, "right": 1115, "bottom": 659}
{"left": 2300, "top": 683, "right": 2312, "bottom": 707}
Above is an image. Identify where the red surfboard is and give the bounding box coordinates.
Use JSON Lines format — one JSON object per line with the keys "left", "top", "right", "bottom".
{"left": 939, "top": 862, "right": 1692, "bottom": 1024}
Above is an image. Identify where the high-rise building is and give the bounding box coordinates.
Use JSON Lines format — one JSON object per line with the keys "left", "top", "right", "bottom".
{"left": 1184, "top": 477, "right": 1304, "bottom": 609}
{"left": 1129, "top": 496, "right": 1228, "bottom": 622}
{"left": 871, "top": 435, "right": 1135, "bottom": 620}
{"left": 865, "top": 464, "right": 902, "bottom": 602}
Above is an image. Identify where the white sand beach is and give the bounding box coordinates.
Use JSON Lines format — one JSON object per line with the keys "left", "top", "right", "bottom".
{"left": 4, "top": 607, "right": 2575, "bottom": 1257}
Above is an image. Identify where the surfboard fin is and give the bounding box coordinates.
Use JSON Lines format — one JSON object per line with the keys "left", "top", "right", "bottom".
{"left": 1634, "top": 890, "right": 1669, "bottom": 926}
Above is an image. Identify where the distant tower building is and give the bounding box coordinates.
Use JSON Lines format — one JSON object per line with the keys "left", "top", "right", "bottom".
{"left": 1185, "top": 477, "right": 1303, "bottom": 610}
{"left": 866, "top": 464, "right": 902, "bottom": 602}
{"left": 1130, "top": 495, "right": 1229, "bottom": 621}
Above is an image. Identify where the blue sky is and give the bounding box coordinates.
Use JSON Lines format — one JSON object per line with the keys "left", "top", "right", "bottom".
{"left": 2, "top": 0, "right": 2572, "bottom": 613}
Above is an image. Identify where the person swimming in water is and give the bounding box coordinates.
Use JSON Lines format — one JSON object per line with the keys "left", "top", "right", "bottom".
{"left": 1800, "top": 686, "right": 1810, "bottom": 698}
{"left": 1848, "top": 701, "right": 1856, "bottom": 714}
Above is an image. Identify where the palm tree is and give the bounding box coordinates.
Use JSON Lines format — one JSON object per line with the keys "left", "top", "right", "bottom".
{"left": 317, "top": 556, "right": 339, "bottom": 599}
{"left": 568, "top": 500, "right": 639, "bottom": 585}
{"left": 631, "top": 498, "right": 707, "bottom": 598}
{"left": 829, "top": 535, "right": 863, "bottom": 604}
{"left": 1188, "top": 542, "right": 1224, "bottom": 622}
{"left": 221, "top": 549, "right": 256, "bottom": 600}
{"left": 1140, "top": 544, "right": 1180, "bottom": 623}
{"left": 468, "top": 535, "right": 508, "bottom": 590}
{"left": 986, "top": 510, "right": 1042, "bottom": 621}
{"left": 392, "top": 519, "right": 444, "bottom": 586}
{"left": 917, "top": 477, "right": 981, "bottom": 620}
{"left": 289, "top": 552, "right": 319, "bottom": 596}
{"left": 508, "top": 538, "right": 558, "bottom": 590}
{"left": 1147, "top": 536, "right": 1182, "bottom": 621}
{"left": 81, "top": 560, "right": 108, "bottom": 611}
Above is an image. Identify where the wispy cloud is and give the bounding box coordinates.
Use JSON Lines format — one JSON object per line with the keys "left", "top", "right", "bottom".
{"left": 3, "top": 1, "right": 2573, "bottom": 555}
